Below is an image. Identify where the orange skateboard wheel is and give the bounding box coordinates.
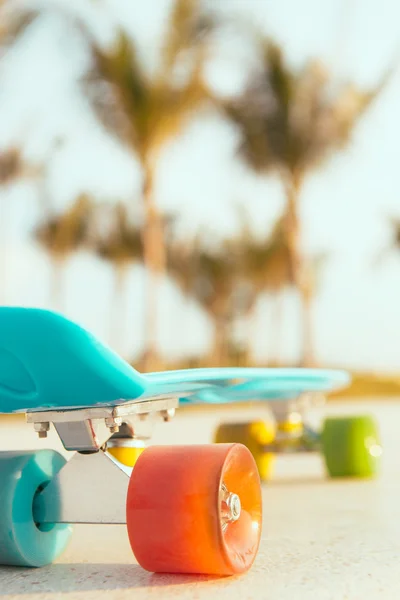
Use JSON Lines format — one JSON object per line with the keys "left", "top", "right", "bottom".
{"left": 126, "top": 443, "right": 262, "bottom": 575}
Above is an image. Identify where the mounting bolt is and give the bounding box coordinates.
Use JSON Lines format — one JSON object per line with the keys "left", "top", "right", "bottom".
{"left": 34, "top": 422, "right": 50, "bottom": 439}
{"left": 161, "top": 408, "right": 175, "bottom": 422}
{"left": 105, "top": 417, "right": 122, "bottom": 434}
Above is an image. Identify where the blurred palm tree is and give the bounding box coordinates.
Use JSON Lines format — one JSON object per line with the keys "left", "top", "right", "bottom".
{"left": 389, "top": 218, "right": 400, "bottom": 254}
{"left": 82, "top": 0, "right": 213, "bottom": 369}
{"left": 231, "top": 213, "right": 326, "bottom": 365}
{"left": 228, "top": 215, "right": 293, "bottom": 365}
{"left": 375, "top": 216, "right": 400, "bottom": 265}
{"left": 0, "top": 1, "right": 37, "bottom": 47}
{"left": 221, "top": 39, "right": 386, "bottom": 365}
{"left": 0, "top": 1, "right": 41, "bottom": 302}
{"left": 168, "top": 235, "right": 239, "bottom": 366}
{"left": 34, "top": 194, "right": 92, "bottom": 311}
{"left": 0, "top": 148, "right": 41, "bottom": 303}
{"left": 168, "top": 215, "right": 326, "bottom": 366}
{"left": 89, "top": 202, "right": 143, "bottom": 349}
{"left": 0, "top": 148, "right": 30, "bottom": 185}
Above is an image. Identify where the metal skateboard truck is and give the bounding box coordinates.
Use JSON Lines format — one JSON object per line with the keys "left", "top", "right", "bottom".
{"left": 211, "top": 385, "right": 382, "bottom": 481}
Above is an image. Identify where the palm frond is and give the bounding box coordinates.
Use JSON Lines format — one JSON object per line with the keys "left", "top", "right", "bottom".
{"left": 90, "top": 202, "right": 143, "bottom": 265}
{"left": 0, "top": 147, "right": 40, "bottom": 185}
{"left": 147, "top": 60, "right": 209, "bottom": 155}
{"left": 84, "top": 19, "right": 210, "bottom": 161}
{"left": 390, "top": 216, "right": 400, "bottom": 248}
{"left": 375, "top": 216, "right": 400, "bottom": 266}
{"left": 168, "top": 233, "right": 238, "bottom": 315}
{"left": 35, "top": 194, "right": 93, "bottom": 258}
{"left": 84, "top": 31, "right": 149, "bottom": 155}
{"left": 221, "top": 34, "right": 390, "bottom": 178}
{"left": 162, "top": 0, "right": 198, "bottom": 72}
{"left": 0, "top": 148, "right": 23, "bottom": 184}
{"left": 160, "top": 0, "right": 214, "bottom": 75}
{"left": 232, "top": 215, "right": 292, "bottom": 294}
{"left": 0, "top": 4, "right": 38, "bottom": 50}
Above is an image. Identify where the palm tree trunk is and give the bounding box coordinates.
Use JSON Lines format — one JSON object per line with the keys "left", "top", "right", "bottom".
{"left": 209, "top": 294, "right": 232, "bottom": 366}
{"left": 141, "top": 162, "right": 165, "bottom": 372}
{"left": 243, "top": 297, "right": 258, "bottom": 366}
{"left": 110, "top": 262, "right": 129, "bottom": 354}
{"left": 284, "top": 174, "right": 314, "bottom": 367}
{"left": 269, "top": 292, "right": 284, "bottom": 366}
{"left": 50, "top": 256, "right": 66, "bottom": 313}
{"left": 211, "top": 315, "right": 228, "bottom": 366}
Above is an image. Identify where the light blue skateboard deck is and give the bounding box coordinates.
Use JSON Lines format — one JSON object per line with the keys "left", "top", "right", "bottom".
{"left": 0, "top": 308, "right": 350, "bottom": 414}
{"left": 180, "top": 369, "right": 350, "bottom": 405}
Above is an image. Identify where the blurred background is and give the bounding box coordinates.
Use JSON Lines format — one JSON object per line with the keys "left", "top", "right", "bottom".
{"left": 1, "top": 0, "right": 400, "bottom": 396}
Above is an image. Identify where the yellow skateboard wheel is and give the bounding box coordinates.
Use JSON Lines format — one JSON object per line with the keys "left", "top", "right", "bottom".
{"left": 107, "top": 441, "right": 145, "bottom": 468}
{"left": 276, "top": 413, "right": 303, "bottom": 435}
{"left": 214, "top": 421, "right": 275, "bottom": 481}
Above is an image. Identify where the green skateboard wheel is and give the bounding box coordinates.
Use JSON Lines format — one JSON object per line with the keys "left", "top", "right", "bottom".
{"left": 0, "top": 450, "right": 72, "bottom": 567}
{"left": 322, "top": 415, "right": 381, "bottom": 478}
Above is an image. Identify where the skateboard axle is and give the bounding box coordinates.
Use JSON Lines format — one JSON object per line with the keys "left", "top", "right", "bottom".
{"left": 220, "top": 482, "right": 241, "bottom": 531}
{"left": 34, "top": 452, "right": 244, "bottom": 530}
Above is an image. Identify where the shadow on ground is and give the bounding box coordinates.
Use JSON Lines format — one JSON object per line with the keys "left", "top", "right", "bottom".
{"left": 0, "top": 563, "right": 225, "bottom": 595}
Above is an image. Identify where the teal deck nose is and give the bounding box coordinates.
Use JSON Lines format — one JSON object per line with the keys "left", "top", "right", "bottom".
{"left": 0, "top": 308, "right": 147, "bottom": 412}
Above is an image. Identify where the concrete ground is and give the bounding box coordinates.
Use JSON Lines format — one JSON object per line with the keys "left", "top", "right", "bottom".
{"left": 1, "top": 400, "right": 400, "bottom": 600}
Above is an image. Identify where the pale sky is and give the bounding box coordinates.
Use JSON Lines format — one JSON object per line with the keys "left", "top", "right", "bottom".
{"left": 1, "top": 0, "right": 400, "bottom": 371}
